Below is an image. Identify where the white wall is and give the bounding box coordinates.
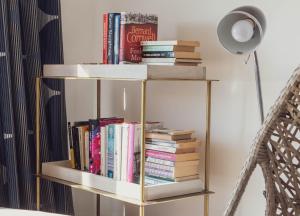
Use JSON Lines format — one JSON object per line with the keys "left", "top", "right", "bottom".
{"left": 60, "top": 0, "right": 300, "bottom": 215}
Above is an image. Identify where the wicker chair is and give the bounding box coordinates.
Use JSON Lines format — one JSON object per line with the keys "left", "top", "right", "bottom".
{"left": 224, "top": 67, "right": 300, "bottom": 216}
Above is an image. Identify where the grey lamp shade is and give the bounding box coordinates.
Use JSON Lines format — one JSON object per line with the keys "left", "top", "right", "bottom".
{"left": 217, "top": 6, "right": 266, "bottom": 54}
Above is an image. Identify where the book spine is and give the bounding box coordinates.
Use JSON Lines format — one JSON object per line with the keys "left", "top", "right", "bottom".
{"left": 113, "top": 14, "right": 121, "bottom": 64}
{"left": 142, "top": 45, "right": 173, "bottom": 52}
{"left": 114, "top": 124, "right": 122, "bottom": 180}
{"left": 84, "top": 130, "right": 89, "bottom": 171}
{"left": 100, "top": 126, "right": 106, "bottom": 176}
{"left": 145, "top": 162, "right": 175, "bottom": 172}
{"left": 145, "top": 144, "right": 176, "bottom": 153}
{"left": 119, "top": 12, "right": 126, "bottom": 63}
{"left": 72, "top": 126, "right": 81, "bottom": 170}
{"left": 107, "top": 124, "right": 115, "bottom": 178}
{"left": 102, "top": 13, "right": 109, "bottom": 64}
{"left": 89, "top": 120, "right": 100, "bottom": 174}
{"left": 145, "top": 150, "right": 175, "bottom": 161}
{"left": 142, "top": 51, "right": 175, "bottom": 58}
{"left": 145, "top": 167, "right": 174, "bottom": 180}
{"left": 107, "top": 13, "right": 115, "bottom": 64}
{"left": 78, "top": 127, "right": 85, "bottom": 171}
{"left": 127, "top": 124, "right": 135, "bottom": 182}
{"left": 121, "top": 124, "right": 129, "bottom": 181}
{"left": 133, "top": 124, "right": 141, "bottom": 182}
{"left": 68, "top": 122, "right": 75, "bottom": 169}
{"left": 145, "top": 176, "right": 171, "bottom": 185}
{"left": 119, "top": 12, "right": 158, "bottom": 63}
{"left": 146, "top": 157, "right": 175, "bottom": 167}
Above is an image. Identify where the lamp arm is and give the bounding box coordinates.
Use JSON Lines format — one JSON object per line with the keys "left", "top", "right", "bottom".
{"left": 254, "top": 50, "right": 265, "bottom": 124}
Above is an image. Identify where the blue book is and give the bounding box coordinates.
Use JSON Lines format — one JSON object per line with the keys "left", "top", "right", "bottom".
{"left": 107, "top": 124, "right": 115, "bottom": 178}
{"left": 113, "top": 14, "right": 121, "bottom": 64}
{"left": 107, "top": 13, "right": 115, "bottom": 64}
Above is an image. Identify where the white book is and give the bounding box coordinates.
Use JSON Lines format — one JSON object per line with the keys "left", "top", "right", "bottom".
{"left": 141, "top": 40, "right": 200, "bottom": 47}
{"left": 100, "top": 126, "right": 106, "bottom": 176}
{"left": 114, "top": 124, "right": 123, "bottom": 181}
{"left": 84, "top": 130, "right": 89, "bottom": 170}
{"left": 121, "top": 124, "right": 129, "bottom": 181}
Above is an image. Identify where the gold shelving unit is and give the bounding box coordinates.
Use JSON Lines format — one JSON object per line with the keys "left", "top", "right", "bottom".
{"left": 35, "top": 64, "right": 217, "bottom": 216}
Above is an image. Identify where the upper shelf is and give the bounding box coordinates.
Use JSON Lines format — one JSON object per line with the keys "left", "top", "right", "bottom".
{"left": 43, "top": 64, "right": 217, "bottom": 81}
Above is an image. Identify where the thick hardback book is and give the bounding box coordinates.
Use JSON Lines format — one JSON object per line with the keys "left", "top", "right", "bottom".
{"left": 89, "top": 119, "right": 100, "bottom": 174}
{"left": 119, "top": 12, "right": 158, "bottom": 64}
{"left": 146, "top": 138, "right": 198, "bottom": 147}
{"left": 127, "top": 123, "right": 136, "bottom": 182}
{"left": 145, "top": 144, "right": 196, "bottom": 154}
{"left": 146, "top": 150, "right": 200, "bottom": 162}
{"left": 145, "top": 132, "right": 192, "bottom": 141}
{"left": 114, "top": 124, "right": 123, "bottom": 180}
{"left": 145, "top": 160, "right": 199, "bottom": 169}
{"left": 107, "top": 13, "right": 115, "bottom": 64}
{"left": 72, "top": 126, "right": 81, "bottom": 170}
{"left": 142, "top": 51, "right": 201, "bottom": 59}
{"left": 107, "top": 124, "right": 115, "bottom": 178}
{"left": 142, "top": 58, "right": 202, "bottom": 64}
{"left": 103, "top": 13, "right": 109, "bottom": 64}
{"left": 99, "top": 117, "right": 124, "bottom": 176}
{"left": 145, "top": 164, "right": 199, "bottom": 179}
{"left": 146, "top": 157, "right": 199, "bottom": 167}
{"left": 113, "top": 14, "right": 121, "bottom": 64}
{"left": 145, "top": 176, "right": 171, "bottom": 185}
{"left": 68, "top": 122, "right": 75, "bottom": 169}
{"left": 84, "top": 130, "right": 89, "bottom": 170}
{"left": 142, "top": 45, "right": 195, "bottom": 52}
{"left": 141, "top": 40, "right": 200, "bottom": 47}
{"left": 121, "top": 123, "right": 129, "bottom": 181}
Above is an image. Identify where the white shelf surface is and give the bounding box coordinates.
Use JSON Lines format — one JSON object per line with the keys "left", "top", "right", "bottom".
{"left": 43, "top": 64, "right": 213, "bottom": 81}
{"left": 41, "top": 160, "right": 207, "bottom": 205}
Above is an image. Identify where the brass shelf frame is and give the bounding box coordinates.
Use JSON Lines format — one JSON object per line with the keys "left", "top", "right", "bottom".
{"left": 35, "top": 75, "right": 217, "bottom": 216}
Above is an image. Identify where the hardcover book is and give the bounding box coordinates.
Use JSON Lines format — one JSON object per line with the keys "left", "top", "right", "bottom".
{"left": 119, "top": 12, "right": 158, "bottom": 64}
{"left": 89, "top": 120, "right": 100, "bottom": 174}
{"left": 103, "top": 13, "right": 109, "bottom": 64}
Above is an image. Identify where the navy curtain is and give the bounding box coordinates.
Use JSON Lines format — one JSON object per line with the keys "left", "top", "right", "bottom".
{"left": 0, "top": 0, "right": 73, "bottom": 214}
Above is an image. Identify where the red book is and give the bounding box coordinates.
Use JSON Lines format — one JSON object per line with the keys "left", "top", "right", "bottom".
{"left": 119, "top": 13, "right": 158, "bottom": 64}
{"left": 102, "top": 13, "right": 109, "bottom": 64}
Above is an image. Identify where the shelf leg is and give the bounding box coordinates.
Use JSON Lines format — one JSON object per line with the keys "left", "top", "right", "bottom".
{"left": 204, "top": 81, "right": 212, "bottom": 216}
{"left": 36, "top": 77, "right": 41, "bottom": 211}
{"left": 96, "top": 80, "right": 101, "bottom": 216}
{"left": 139, "top": 205, "right": 145, "bottom": 216}
{"left": 140, "top": 80, "right": 146, "bottom": 216}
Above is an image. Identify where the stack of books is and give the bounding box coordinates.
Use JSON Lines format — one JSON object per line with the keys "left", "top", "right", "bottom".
{"left": 141, "top": 40, "right": 202, "bottom": 66}
{"left": 102, "top": 12, "right": 158, "bottom": 64}
{"left": 145, "top": 129, "right": 200, "bottom": 185}
{"left": 68, "top": 118, "right": 163, "bottom": 183}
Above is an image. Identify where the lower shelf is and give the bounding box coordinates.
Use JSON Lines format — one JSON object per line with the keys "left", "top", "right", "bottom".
{"left": 41, "top": 160, "right": 211, "bottom": 206}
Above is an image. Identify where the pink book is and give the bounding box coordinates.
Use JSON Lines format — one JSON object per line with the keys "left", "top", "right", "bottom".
{"left": 127, "top": 123, "right": 135, "bottom": 182}
{"left": 146, "top": 150, "right": 175, "bottom": 161}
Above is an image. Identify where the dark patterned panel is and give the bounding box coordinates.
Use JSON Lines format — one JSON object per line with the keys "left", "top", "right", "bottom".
{"left": 0, "top": 0, "right": 73, "bottom": 214}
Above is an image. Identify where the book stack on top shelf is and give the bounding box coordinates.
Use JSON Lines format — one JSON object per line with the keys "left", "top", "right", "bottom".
{"left": 145, "top": 129, "right": 200, "bottom": 185}
{"left": 103, "top": 12, "right": 158, "bottom": 64}
{"left": 141, "top": 40, "right": 202, "bottom": 66}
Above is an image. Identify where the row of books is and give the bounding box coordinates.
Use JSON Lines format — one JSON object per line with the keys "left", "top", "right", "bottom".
{"left": 144, "top": 129, "right": 200, "bottom": 185}
{"left": 68, "top": 117, "right": 163, "bottom": 183}
{"left": 68, "top": 118, "right": 201, "bottom": 185}
{"left": 102, "top": 12, "right": 158, "bottom": 64}
{"left": 141, "top": 40, "right": 202, "bottom": 66}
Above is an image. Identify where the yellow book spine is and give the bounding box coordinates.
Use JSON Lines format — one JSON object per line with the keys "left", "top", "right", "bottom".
{"left": 70, "top": 148, "right": 75, "bottom": 169}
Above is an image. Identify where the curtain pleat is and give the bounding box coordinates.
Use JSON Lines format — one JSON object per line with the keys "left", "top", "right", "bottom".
{"left": 0, "top": 0, "right": 74, "bottom": 214}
